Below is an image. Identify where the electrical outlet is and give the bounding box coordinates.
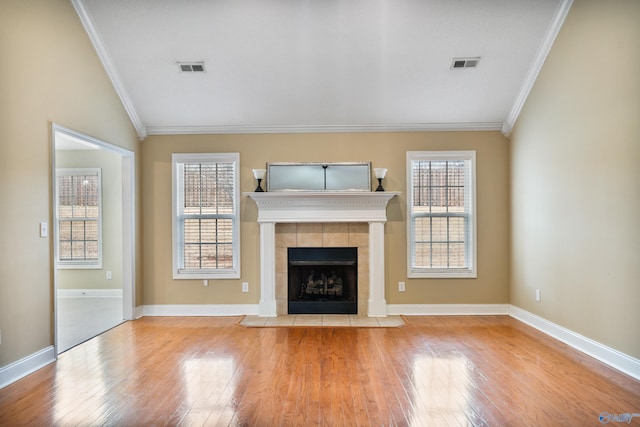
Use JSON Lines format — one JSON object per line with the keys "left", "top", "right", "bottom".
{"left": 203, "top": 279, "right": 209, "bottom": 287}
{"left": 536, "top": 289, "right": 541, "bottom": 302}
{"left": 106, "top": 271, "right": 112, "bottom": 280}
{"left": 398, "top": 281, "right": 405, "bottom": 292}
{"left": 242, "top": 282, "right": 249, "bottom": 293}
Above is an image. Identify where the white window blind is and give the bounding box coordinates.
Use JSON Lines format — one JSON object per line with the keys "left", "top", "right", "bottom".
{"left": 172, "top": 153, "right": 240, "bottom": 279}
{"left": 407, "top": 151, "right": 476, "bottom": 278}
{"left": 56, "top": 168, "right": 102, "bottom": 268}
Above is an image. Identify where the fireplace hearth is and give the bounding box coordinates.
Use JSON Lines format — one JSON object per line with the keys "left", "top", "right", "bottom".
{"left": 288, "top": 247, "right": 357, "bottom": 314}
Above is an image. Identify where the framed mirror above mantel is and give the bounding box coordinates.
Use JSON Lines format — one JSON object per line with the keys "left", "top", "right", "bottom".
{"left": 266, "top": 162, "right": 371, "bottom": 192}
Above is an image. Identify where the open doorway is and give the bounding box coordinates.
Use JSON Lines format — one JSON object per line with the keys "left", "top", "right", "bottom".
{"left": 51, "top": 124, "right": 135, "bottom": 353}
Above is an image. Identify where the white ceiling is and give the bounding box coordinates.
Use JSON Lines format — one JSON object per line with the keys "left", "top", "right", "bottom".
{"left": 74, "top": 0, "right": 571, "bottom": 139}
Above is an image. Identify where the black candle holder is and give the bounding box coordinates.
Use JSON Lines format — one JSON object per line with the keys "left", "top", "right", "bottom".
{"left": 252, "top": 169, "right": 266, "bottom": 192}
{"left": 374, "top": 168, "right": 387, "bottom": 192}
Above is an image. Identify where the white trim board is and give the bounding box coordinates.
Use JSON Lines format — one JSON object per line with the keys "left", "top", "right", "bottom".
{"left": 0, "top": 346, "right": 55, "bottom": 390}
{"left": 71, "top": 0, "right": 147, "bottom": 140}
{"left": 135, "top": 306, "right": 144, "bottom": 319}
{"left": 387, "top": 304, "right": 510, "bottom": 316}
{"left": 502, "top": 0, "right": 573, "bottom": 136}
{"left": 143, "top": 304, "right": 259, "bottom": 317}
{"left": 509, "top": 305, "right": 640, "bottom": 381}
{"left": 146, "top": 122, "right": 503, "bottom": 136}
{"left": 57, "top": 289, "right": 123, "bottom": 298}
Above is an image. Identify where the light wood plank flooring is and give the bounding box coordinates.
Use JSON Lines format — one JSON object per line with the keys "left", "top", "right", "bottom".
{"left": 1, "top": 316, "right": 638, "bottom": 426}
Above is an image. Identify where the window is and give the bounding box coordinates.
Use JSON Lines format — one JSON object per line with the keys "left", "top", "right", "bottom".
{"left": 56, "top": 168, "right": 102, "bottom": 268}
{"left": 407, "top": 151, "right": 476, "bottom": 278}
{"left": 172, "top": 153, "right": 240, "bottom": 279}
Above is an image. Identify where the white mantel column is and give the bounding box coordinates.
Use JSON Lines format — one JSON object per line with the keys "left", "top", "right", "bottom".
{"left": 368, "top": 221, "right": 388, "bottom": 317}
{"left": 258, "top": 222, "right": 277, "bottom": 317}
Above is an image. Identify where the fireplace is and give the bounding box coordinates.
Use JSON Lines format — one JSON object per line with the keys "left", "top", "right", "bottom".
{"left": 288, "top": 247, "right": 358, "bottom": 314}
{"left": 245, "top": 191, "right": 399, "bottom": 317}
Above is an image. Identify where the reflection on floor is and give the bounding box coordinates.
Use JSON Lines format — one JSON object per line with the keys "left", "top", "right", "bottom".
{"left": 240, "top": 314, "right": 405, "bottom": 327}
{"left": 57, "top": 297, "right": 124, "bottom": 353}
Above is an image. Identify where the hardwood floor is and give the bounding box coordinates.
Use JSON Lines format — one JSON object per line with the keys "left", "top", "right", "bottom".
{"left": 0, "top": 316, "right": 638, "bottom": 426}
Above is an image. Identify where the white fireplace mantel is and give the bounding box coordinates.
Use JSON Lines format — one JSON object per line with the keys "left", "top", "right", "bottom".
{"left": 246, "top": 191, "right": 399, "bottom": 223}
{"left": 245, "top": 191, "right": 400, "bottom": 317}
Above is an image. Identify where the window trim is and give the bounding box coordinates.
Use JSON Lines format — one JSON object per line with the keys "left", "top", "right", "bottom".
{"left": 406, "top": 151, "right": 477, "bottom": 279}
{"left": 172, "top": 153, "right": 241, "bottom": 280}
{"left": 55, "top": 168, "right": 103, "bottom": 269}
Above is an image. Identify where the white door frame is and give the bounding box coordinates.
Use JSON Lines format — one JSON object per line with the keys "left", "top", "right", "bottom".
{"left": 51, "top": 123, "right": 136, "bottom": 354}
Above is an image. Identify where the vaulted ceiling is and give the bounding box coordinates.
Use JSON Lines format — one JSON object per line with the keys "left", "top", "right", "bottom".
{"left": 74, "top": 0, "right": 572, "bottom": 139}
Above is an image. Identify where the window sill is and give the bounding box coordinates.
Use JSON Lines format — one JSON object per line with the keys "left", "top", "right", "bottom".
{"left": 173, "top": 271, "right": 240, "bottom": 280}
{"left": 408, "top": 269, "right": 477, "bottom": 279}
{"left": 57, "top": 263, "right": 103, "bottom": 270}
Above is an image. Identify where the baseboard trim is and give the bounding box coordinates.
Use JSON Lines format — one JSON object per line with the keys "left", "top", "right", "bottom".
{"left": 142, "top": 304, "right": 260, "bottom": 317}
{"left": 386, "top": 304, "right": 510, "bottom": 316}
{"left": 0, "top": 346, "right": 56, "bottom": 390}
{"left": 509, "top": 305, "right": 640, "bottom": 381}
{"left": 57, "top": 288, "right": 123, "bottom": 298}
{"left": 134, "top": 305, "right": 144, "bottom": 319}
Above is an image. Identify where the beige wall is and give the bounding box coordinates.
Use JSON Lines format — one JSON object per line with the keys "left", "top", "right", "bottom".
{"left": 8, "top": 0, "right": 635, "bottom": 382}
{"left": 142, "top": 132, "right": 510, "bottom": 307}
{"left": 0, "top": 0, "right": 140, "bottom": 367}
{"left": 55, "top": 150, "right": 124, "bottom": 290}
{"left": 510, "top": 0, "right": 640, "bottom": 358}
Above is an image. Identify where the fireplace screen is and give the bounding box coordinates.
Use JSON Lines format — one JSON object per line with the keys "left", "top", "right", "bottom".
{"left": 288, "top": 247, "right": 357, "bottom": 314}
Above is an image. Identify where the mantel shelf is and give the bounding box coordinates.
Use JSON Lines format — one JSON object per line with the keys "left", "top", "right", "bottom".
{"left": 244, "top": 191, "right": 400, "bottom": 223}
{"left": 244, "top": 191, "right": 400, "bottom": 201}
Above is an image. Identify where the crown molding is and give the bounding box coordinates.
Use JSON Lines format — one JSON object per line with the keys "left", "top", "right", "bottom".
{"left": 71, "top": 0, "right": 148, "bottom": 140}
{"left": 502, "top": 0, "right": 574, "bottom": 137}
{"left": 145, "top": 122, "right": 503, "bottom": 136}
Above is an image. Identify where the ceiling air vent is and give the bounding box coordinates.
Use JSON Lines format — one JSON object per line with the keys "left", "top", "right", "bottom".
{"left": 178, "top": 62, "right": 205, "bottom": 73}
{"left": 451, "top": 57, "right": 480, "bottom": 69}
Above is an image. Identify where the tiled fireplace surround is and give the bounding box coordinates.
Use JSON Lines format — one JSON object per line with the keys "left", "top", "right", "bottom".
{"left": 275, "top": 222, "right": 369, "bottom": 316}
{"left": 246, "top": 192, "right": 399, "bottom": 317}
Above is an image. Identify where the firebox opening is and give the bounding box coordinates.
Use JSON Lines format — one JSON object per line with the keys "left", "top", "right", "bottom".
{"left": 288, "top": 247, "right": 357, "bottom": 315}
